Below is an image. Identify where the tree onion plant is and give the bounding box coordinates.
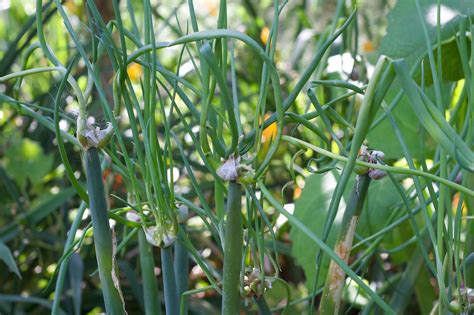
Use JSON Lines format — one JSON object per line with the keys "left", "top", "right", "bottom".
{"left": 1, "top": 0, "right": 473, "bottom": 314}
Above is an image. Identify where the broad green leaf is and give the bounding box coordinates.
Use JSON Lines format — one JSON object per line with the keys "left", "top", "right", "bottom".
{"left": 367, "top": 81, "right": 453, "bottom": 160}
{"left": 0, "top": 241, "right": 21, "bottom": 278}
{"left": 290, "top": 171, "right": 405, "bottom": 289}
{"left": 393, "top": 60, "right": 474, "bottom": 170}
{"left": 371, "top": 0, "right": 471, "bottom": 159}
{"left": 3, "top": 136, "right": 54, "bottom": 190}
{"left": 379, "top": 0, "right": 472, "bottom": 64}
{"left": 414, "top": 265, "right": 437, "bottom": 315}
{"left": 358, "top": 178, "right": 402, "bottom": 238}
{"left": 290, "top": 171, "right": 346, "bottom": 289}
{"left": 413, "top": 38, "right": 471, "bottom": 85}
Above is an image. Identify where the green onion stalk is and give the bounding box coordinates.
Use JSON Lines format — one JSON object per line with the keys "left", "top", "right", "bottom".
{"left": 318, "top": 175, "right": 371, "bottom": 315}
{"left": 85, "top": 147, "right": 126, "bottom": 314}
{"left": 161, "top": 246, "right": 179, "bottom": 315}
{"left": 216, "top": 155, "right": 245, "bottom": 315}
{"left": 138, "top": 229, "right": 161, "bottom": 315}
{"left": 222, "top": 180, "right": 243, "bottom": 315}
{"left": 77, "top": 87, "right": 124, "bottom": 313}
{"left": 141, "top": 213, "right": 179, "bottom": 315}
{"left": 174, "top": 205, "right": 189, "bottom": 313}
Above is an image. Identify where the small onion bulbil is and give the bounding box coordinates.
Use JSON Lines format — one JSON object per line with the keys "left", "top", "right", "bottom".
{"left": 126, "top": 210, "right": 141, "bottom": 223}
{"left": 176, "top": 204, "right": 189, "bottom": 223}
{"left": 355, "top": 145, "right": 387, "bottom": 180}
{"left": 125, "top": 209, "right": 179, "bottom": 248}
{"left": 242, "top": 268, "right": 273, "bottom": 298}
{"left": 144, "top": 222, "right": 177, "bottom": 248}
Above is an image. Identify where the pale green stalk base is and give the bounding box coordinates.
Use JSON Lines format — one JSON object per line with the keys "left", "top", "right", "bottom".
{"left": 138, "top": 229, "right": 161, "bottom": 315}
{"left": 161, "top": 246, "right": 179, "bottom": 315}
{"left": 222, "top": 181, "right": 243, "bottom": 315}
{"left": 174, "top": 226, "right": 189, "bottom": 313}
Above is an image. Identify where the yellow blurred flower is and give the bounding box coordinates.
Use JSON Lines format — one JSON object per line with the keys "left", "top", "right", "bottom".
{"left": 64, "top": 0, "right": 82, "bottom": 16}
{"left": 261, "top": 113, "right": 277, "bottom": 145}
{"left": 258, "top": 113, "right": 277, "bottom": 162}
{"left": 260, "top": 26, "right": 270, "bottom": 45}
{"left": 204, "top": 0, "right": 218, "bottom": 17}
{"left": 127, "top": 63, "right": 142, "bottom": 82}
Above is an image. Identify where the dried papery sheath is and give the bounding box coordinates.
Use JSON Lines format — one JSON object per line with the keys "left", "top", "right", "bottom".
{"left": 97, "top": 122, "right": 114, "bottom": 148}
{"left": 249, "top": 268, "right": 261, "bottom": 282}
{"left": 77, "top": 119, "right": 114, "bottom": 149}
{"left": 217, "top": 155, "right": 240, "bottom": 181}
{"left": 144, "top": 226, "right": 161, "bottom": 247}
{"left": 77, "top": 116, "right": 89, "bottom": 148}
{"left": 161, "top": 233, "right": 177, "bottom": 248}
{"left": 359, "top": 145, "right": 369, "bottom": 157}
{"left": 368, "top": 149, "right": 386, "bottom": 179}
{"left": 354, "top": 145, "right": 370, "bottom": 175}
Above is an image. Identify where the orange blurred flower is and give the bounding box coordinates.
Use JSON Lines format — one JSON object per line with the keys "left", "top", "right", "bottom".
{"left": 452, "top": 192, "right": 467, "bottom": 214}
{"left": 293, "top": 186, "right": 302, "bottom": 200}
{"left": 362, "top": 40, "right": 375, "bottom": 53}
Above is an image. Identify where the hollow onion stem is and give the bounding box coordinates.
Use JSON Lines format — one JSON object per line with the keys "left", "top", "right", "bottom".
{"left": 222, "top": 181, "right": 243, "bottom": 315}
{"left": 85, "top": 148, "right": 126, "bottom": 314}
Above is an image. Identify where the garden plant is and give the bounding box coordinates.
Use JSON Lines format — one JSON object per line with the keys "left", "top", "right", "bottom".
{"left": 0, "top": 0, "right": 473, "bottom": 314}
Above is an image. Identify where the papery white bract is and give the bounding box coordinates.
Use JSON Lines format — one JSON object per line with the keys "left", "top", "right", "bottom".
{"left": 217, "top": 155, "right": 240, "bottom": 181}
